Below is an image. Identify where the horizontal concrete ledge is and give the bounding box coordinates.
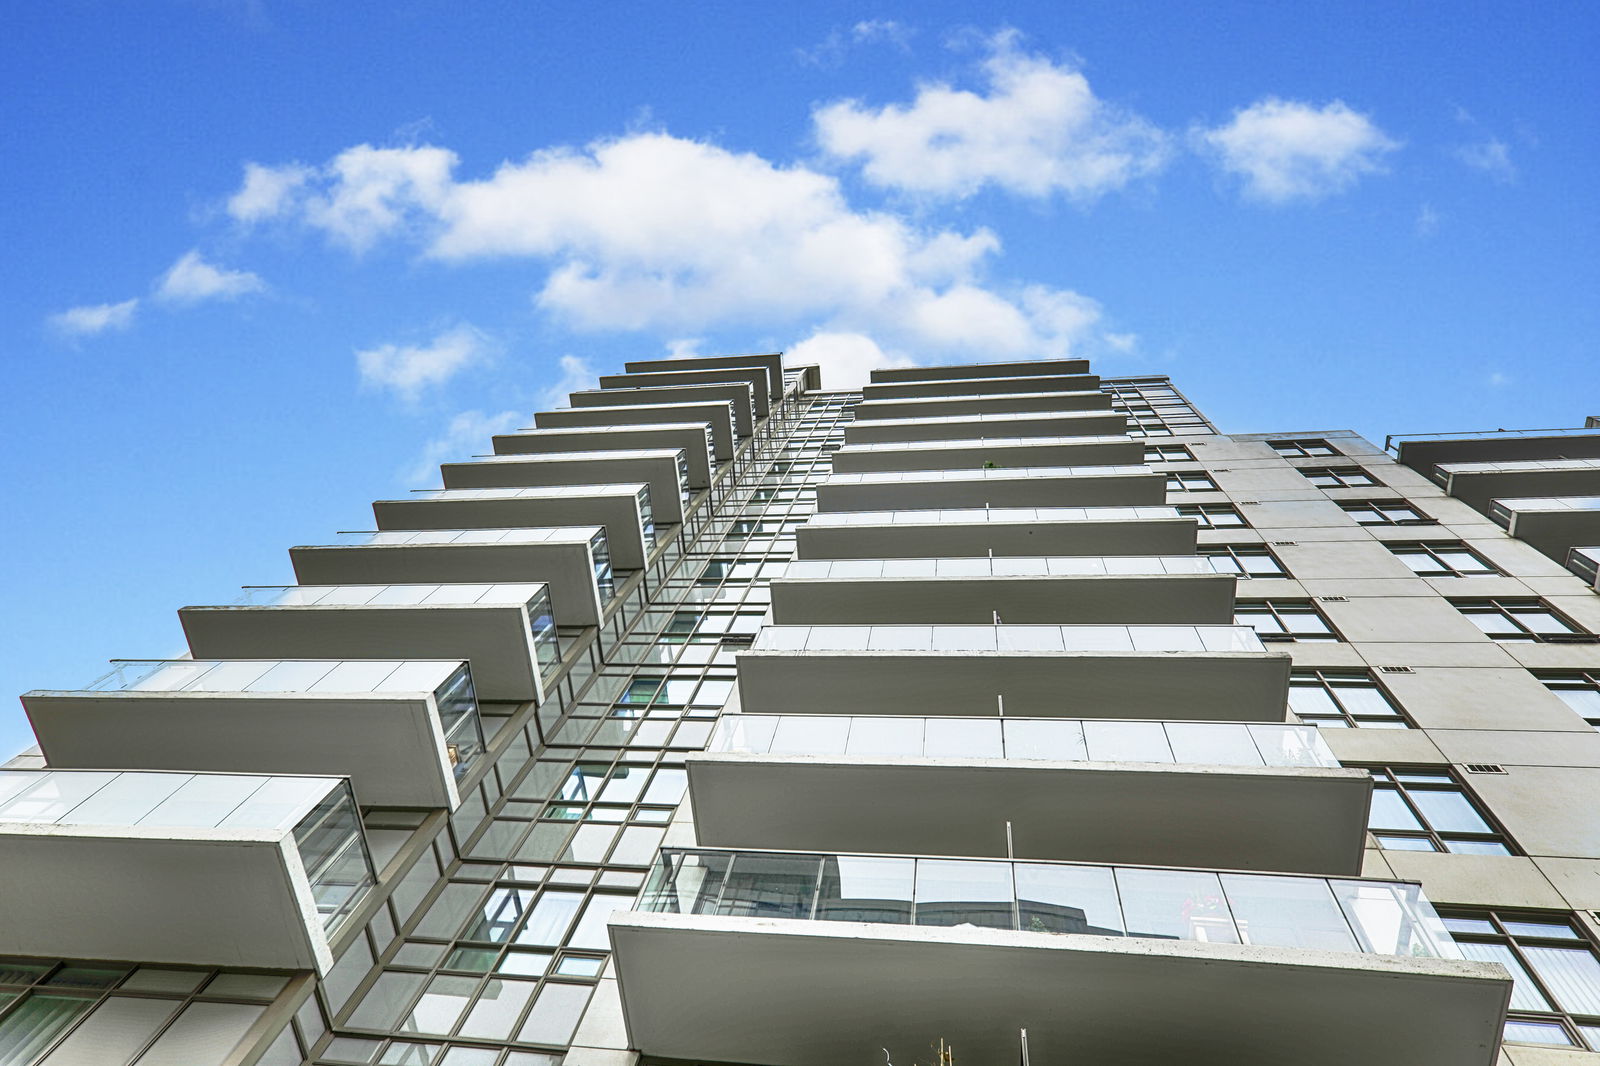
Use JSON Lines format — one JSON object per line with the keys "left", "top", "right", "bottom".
{"left": 609, "top": 911, "right": 1509, "bottom": 1066}
{"left": 870, "top": 358, "right": 1091, "bottom": 383}
{"left": 860, "top": 373, "right": 1101, "bottom": 401}
{"left": 533, "top": 402, "right": 737, "bottom": 459}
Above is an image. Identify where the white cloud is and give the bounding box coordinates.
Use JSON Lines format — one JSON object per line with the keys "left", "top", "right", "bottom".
{"left": 405, "top": 409, "right": 523, "bottom": 484}
{"left": 813, "top": 31, "right": 1169, "bottom": 201}
{"left": 1454, "top": 138, "right": 1516, "bottom": 183}
{"left": 1415, "top": 203, "right": 1441, "bottom": 238}
{"left": 229, "top": 147, "right": 457, "bottom": 250}
{"left": 1487, "top": 371, "right": 1511, "bottom": 387}
{"left": 155, "top": 250, "right": 265, "bottom": 304}
{"left": 48, "top": 299, "right": 138, "bottom": 337}
{"left": 798, "top": 19, "right": 915, "bottom": 68}
{"left": 356, "top": 323, "right": 490, "bottom": 400}
{"left": 787, "top": 331, "right": 913, "bottom": 389}
{"left": 227, "top": 130, "right": 1119, "bottom": 361}
{"left": 227, "top": 161, "right": 311, "bottom": 222}
{"left": 1194, "top": 98, "right": 1399, "bottom": 203}
{"left": 538, "top": 354, "right": 598, "bottom": 409}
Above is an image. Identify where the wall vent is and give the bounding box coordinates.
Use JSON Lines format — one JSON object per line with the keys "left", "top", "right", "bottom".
{"left": 1319, "top": 596, "right": 1349, "bottom": 603}
{"left": 1545, "top": 634, "right": 1600, "bottom": 644}
{"left": 1272, "top": 541, "right": 1298, "bottom": 547}
{"left": 1464, "top": 764, "right": 1507, "bottom": 775}
{"left": 1379, "top": 666, "right": 1415, "bottom": 674}
{"left": 1239, "top": 501, "right": 1262, "bottom": 506}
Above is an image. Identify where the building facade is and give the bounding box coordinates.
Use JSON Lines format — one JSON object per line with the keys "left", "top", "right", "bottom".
{"left": 5, "top": 354, "right": 1600, "bottom": 1065}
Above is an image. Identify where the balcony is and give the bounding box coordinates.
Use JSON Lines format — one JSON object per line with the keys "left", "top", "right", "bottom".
{"left": 690, "top": 715, "right": 1368, "bottom": 873}
{"left": 372, "top": 484, "right": 654, "bottom": 569}
{"left": 1390, "top": 426, "right": 1600, "bottom": 477}
{"left": 852, "top": 390, "right": 1112, "bottom": 422}
{"left": 737, "top": 624, "right": 1291, "bottom": 721}
{"left": 179, "top": 583, "right": 559, "bottom": 703}
{"left": 870, "top": 357, "right": 1090, "bottom": 382}
{"left": 816, "top": 466, "right": 1166, "bottom": 512}
{"left": 1486, "top": 496, "right": 1600, "bottom": 565}
{"left": 598, "top": 365, "right": 772, "bottom": 418}
{"left": 0, "top": 770, "right": 374, "bottom": 974}
{"left": 829, "top": 434, "right": 1143, "bottom": 473}
{"left": 439, "top": 448, "right": 689, "bottom": 524}
{"left": 491, "top": 422, "right": 716, "bottom": 487}
{"left": 771, "top": 556, "right": 1234, "bottom": 625}
{"left": 23, "top": 658, "right": 484, "bottom": 809}
{"left": 842, "top": 408, "right": 1128, "bottom": 445}
{"left": 860, "top": 373, "right": 1101, "bottom": 401}
{"left": 568, "top": 381, "right": 756, "bottom": 436}
{"left": 534, "top": 400, "right": 737, "bottom": 460}
{"left": 625, "top": 352, "right": 785, "bottom": 397}
{"left": 1435, "top": 457, "right": 1600, "bottom": 513}
{"left": 610, "top": 849, "right": 1509, "bottom": 1066}
{"left": 796, "top": 506, "right": 1198, "bottom": 560}
{"left": 291, "top": 527, "right": 613, "bottom": 626}
{"left": 1569, "top": 546, "right": 1600, "bottom": 589}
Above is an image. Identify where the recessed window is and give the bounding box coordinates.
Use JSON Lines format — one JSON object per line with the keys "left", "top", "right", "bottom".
{"left": 1454, "top": 599, "right": 1592, "bottom": 642}
{"left": 1143, "top": 444, "right": 1194, "bottom": 463}
{"left": 1389, "top": 542, "right": 1498, "bottom": 577}
{"left": 1200, "top": 545, "right": 1286, "bottom": 578}
{"left": 1165, "top": 471, "right": 1218, "bottom": 492}
{"left": 1362, "top": 766, "right": 1514, "bottom": 854}
{"left": 1299, "top": 465, "right": 1382, "bottom": 489}
{"left": 1341, "top": 500, "right": 1433, "bottom": 525}
{"left": 1176, "top": 504, "right": 1247, "bottom": 529}
{"left": 1269, "top": 438, "right": 1341, "bottom": 458}
{"left": 1440, "top": 909, "right": 1600, "bottom": 1049}
{"left": 1234, "top": 600, "right": 1339, "bottom": 642}
{"left": 1538, "top": 672, "right": 1600, "bottom": 730}
{"left": 1289, "top": 670, "right": 1410, "bottom": 728}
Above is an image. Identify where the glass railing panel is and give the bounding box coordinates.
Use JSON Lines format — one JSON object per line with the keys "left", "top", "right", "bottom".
{"left": 293, "top": 780, "right": 374, "bottom": 930}
{"left": 435, "top": 664, "right": 485, "bottom": 780}
{"left": 590, "top": 530, "right": 615, "bottom": 603}
{"left": 527, "top": 587, "right": 561, "bottom": 672}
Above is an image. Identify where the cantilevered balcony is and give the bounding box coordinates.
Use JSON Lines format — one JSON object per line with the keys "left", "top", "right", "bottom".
{"left": 852, "top": 390, "right": 1112, "bottom": 422}
{"left": 372, "top": 484, "right": 654, "bottom": 569}
{"left": 816, "top": 466, "right": 1165, "bottom": 512}
{"left": 568, "top": 382, "right": 756, "bottom": 436}
{"left": 771, "top": 556, "right": 1234, "bottom": 625}
{"left": 860, "top": 372, "right": 1101, "bottom": 401}
{"left": 1392, "top": 426, "right": 1600, "bottom": 477}
{"left": 625, "top": 352, "right": 785, "bottom": 397}
{"left": 797, "top": 506, "right": 1198, "bottom": 559}
{"left": 737, "top": 624, "right": 1290, "bottom": 721}
{"left": 1570, "top": 546, "right": 1600, "bottom": 589}
{"left": 439, "top": 448, "right": 689, "bottom": 524}
{"left": 492, "top": 422, "right": 716, "bottom": 487}
{"left": 0, "top": 770, "right": 374, "bottom": 974}
{"left": 291, "top": 527, "right": 614, "bottom": 627}
{"left": 870, "top": 357, "right": 1090, "bottom": 382}
{"left": 180, "top": 583, "right": 558, "bottom": 703}
{"left": 598, "top": 365, "right": 772, "bottom": 418}
{"left": 829, "top": 434, "right": 1142, "bottom": 473}
{"left": 1435, "top": 457, "right": 1600, "bottom": 513}
{"left": 610, "top": 849, "right": 1509, "bottom": 1066}
{"left": 1486, "top": 496, "right": 1600, "bottom": 565}
{"left": 534, "top": 400, "right": 738, "bottom": 460}
{"left": 691, "top": 715, "right": 1368, "bottom": 874}
{"left": 23, "top": 658, "right": 483, "bottom": 809}
{"left": 842, "top": 409, "right": 1128, "bottom": 445}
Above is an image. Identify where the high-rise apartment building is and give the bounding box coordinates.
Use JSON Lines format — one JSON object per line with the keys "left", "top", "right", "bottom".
{"left": 5, "top": 353, "right": 1600, "bottom": 1066}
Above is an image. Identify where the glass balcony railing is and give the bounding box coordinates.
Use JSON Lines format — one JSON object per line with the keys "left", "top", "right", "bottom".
{"left": 780, "top": 556, "right": 1217, "bottom": 580}
{"left": 639, "top": 848, "right": 1461, "bottom": 961}
{"left": 751, "top": 624, "right": 1268, "bottom": 654}
{"left": 708, "top": 715, "right": 1338, "bottom": 768}
{"left": 824, "top": 465, "right": 1153, "bottom": 485}
{"left": 87, "top": 657, "right": 467, "bottom": 695}
{"left": 326, "top": 526, "right": 603, "bottom": 548}
{"left": 801, "top": 505, "right": 1183, "bottom": 527}
{"left": 1568, "top": 547, "right": 1600, "bottom": 584}
{"left": 1386, "top": 426, "right": 1600, "bottom": 454}
{"left": 229, "top": 582, "right": 549, "bottom": 608}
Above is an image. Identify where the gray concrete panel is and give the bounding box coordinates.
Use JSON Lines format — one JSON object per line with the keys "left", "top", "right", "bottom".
{"left": 534, "top": 402, "right": 737, "bottom": 459}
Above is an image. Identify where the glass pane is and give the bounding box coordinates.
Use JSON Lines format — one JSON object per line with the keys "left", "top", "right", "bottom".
{"left": 844, "top": 718, "right": 924, "bottom": 758}
{"left": 1523, "top": 945, "right": 1600, "bottom": 1014}
{"left": 1367, "top": 789, "right": 1426, "bottom": 832}
{"left": 1117, "top": 868, "right": 1239, "bottom": 944}
{"left": 914, "top": 859, "right": 1013, "bottom": 930}
{"left": 1457, "top": 943, "right": 1552, "bottom": 1010}
{"left": 1502, "top": 1019, "right": 1574, "bottom": 1045}
{"left": 513, "top": 891, "right": 585, "bottom": 946}
{"left": 1001, "top": 720, "right": 1087, "bottom": 762}
{"left": 1220, "top": 874, "right": 1356, "bottom": 952}
{"left": 455, "top": 979, "right": 537, "bottom": 1041}
{"left": 516, "top": 982, "right": 591, "bottom": 1045}
{"left": 1410, "top": 790, "right": 1493, "bottom": 834}
{"left": 1015, "top": 863, "right": 1122, "bottom": 936}
{"left": 923, "top": 719, "right": 1003, "bottom": 759}
{"left": 567, "top": 894, "right": 634, "bottom": 950}
{"left": 719, "top": 853, "right": 820, "bottom": 920}
{"left": 816, "top": 856, "right": 914, "bottom": 925}
{"left": 0, "top": 994, "right": 94, "bottom": 1064}
{"left": 398, "top": 975, "right": 476, "bottom": 1034}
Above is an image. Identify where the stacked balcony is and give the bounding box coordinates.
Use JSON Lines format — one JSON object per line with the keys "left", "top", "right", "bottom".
{"left": 534, "top": 400, "right": 739, "bottom": 460}
{"left": 609, "top": 357, "right": 1512, "bottom": 1066}
{"left": 491, "top": 423, "right": 717, "bottom": 487}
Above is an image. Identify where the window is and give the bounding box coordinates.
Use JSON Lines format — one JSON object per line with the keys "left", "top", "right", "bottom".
{"left": 1389, "top": 542, "right": 1498, "bottom": 577}
{"left": 1176, "top": 504, "right": 1246, "bottom": 529}
{"left": 1200, "top": 545, "right": 1286, "bottom": 578}
{"left": 1362, "top": 767, "right": 1513, "bottom": 854}
{"left": 1454, "top": 599, "right": 1592, "bottom": 642}
{"left": 1165, "top": 471, "right": 1218, "bottom": 492}
{"left": 1289, "top": 670, "right": 1409, "bottom": 728}
{"left": 1269, "top": 438, "right": 1340, "bottom": 458}
{"left": 1144, "top": 444, "right": 1194, "bottom": 463}
{"left": 1341, "top": 499, "right": 1433, "bottom": 525}
{"left": 1539, "top": 672, "right": 1600, "bottom": 729}
{"left": 1299, "top": 465, "right": 1382, "bottom": 488}
{"left": 1234, "top": 600, "right": 1338, "bottom": 642}
{"left": 1441, "top": 910, "right": 1600, "bottom": 1050}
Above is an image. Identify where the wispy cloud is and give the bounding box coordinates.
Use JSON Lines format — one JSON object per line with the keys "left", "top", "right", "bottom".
{"left": 813, "top": 30, "right": 1169, "bottom": 202}
{"left": 1454, "top": 138, "right": 1516, "bottom": 183}
{"left": 1415, "top": 203, "right": 1441, "bottom": 238}
{"left": 538, "top": 354, "right": 597, "bottom": 410}
{"left": 356, "top": 323, "right": 491, "bottom": 400}
{"left": 404, "top": 409, "right": 523, "bottom": 483}
{"left": 797, "top": 19, "right": 915, "bottom": 68}
{"left": 48, "top": 298, "right": 139, "bottom": 338}
{"left": 154, "top": 250, "right": 265, "bottom": 304}
{"left": 1193, "top": 98, "right": 1400, "bottom": 203}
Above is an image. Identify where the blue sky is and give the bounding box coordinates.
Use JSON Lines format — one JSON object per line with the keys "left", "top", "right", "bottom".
{"left": 3, "top": 0, "right": 1597, "bottom": 755}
